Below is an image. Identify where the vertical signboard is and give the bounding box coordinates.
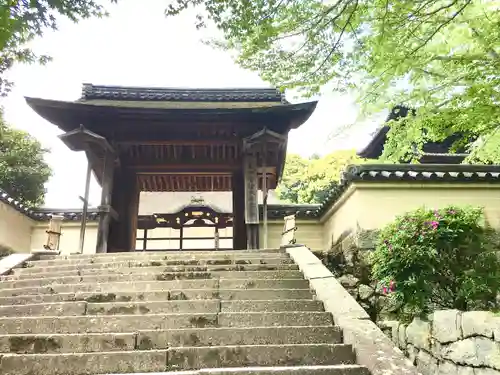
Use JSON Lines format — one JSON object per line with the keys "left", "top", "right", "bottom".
{"left": 244, "top": 151, "right": 259, "bottom": 224}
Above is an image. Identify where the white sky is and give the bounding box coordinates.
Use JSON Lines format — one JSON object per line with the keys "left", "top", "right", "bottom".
{"left": 1, "top": 0, "right": 378, "bottom": 209}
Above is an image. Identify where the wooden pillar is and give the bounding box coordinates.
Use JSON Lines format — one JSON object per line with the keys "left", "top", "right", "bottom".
{"left": 96, "top": 149, "right": 115, "bottom": 254}
{"left": 232, "top": 170, "right": 247, "bottom": 250}
{"left": 214, "top": 227, "right": 220, "bottom": 250}
{"left": 261, "top": 142, "right": 268, "bottom": 249}
{"left": 244, "top": 152, "right": 259, "bottom": 249}
{"left": 107, "top": 169, "right": 140, "bottom": 252}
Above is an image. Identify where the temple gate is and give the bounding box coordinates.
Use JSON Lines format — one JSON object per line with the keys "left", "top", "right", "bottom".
{"left": 26, "top": 84, "right": 317, "bottom": 252}
{"left": 136, "top": 197, "right": 233, "bottom": 251}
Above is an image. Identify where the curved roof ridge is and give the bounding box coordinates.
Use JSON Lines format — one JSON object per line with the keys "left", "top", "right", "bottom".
{"left": 81, "top": 83, "right": 289, "bottom": 104}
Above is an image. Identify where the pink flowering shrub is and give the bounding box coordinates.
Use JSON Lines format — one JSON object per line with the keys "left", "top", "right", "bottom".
{"left": 371, "top": 206, "right": 500, "bottom": 321}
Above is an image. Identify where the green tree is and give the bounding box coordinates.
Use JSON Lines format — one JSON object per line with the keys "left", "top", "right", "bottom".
{"left": 278, "top": 149, "right": 365, "bottom": 204}
{"left": 277, "top": 153, "right": 309, "bottom": 204}
{"left": 0, "top": 113, "right": 51, "bottom": 206}
{"left": 167, "top": 0, "right": 500, "bottom": 163}
{"left": 0, "top": 0, "right": 115, "bottom": 95}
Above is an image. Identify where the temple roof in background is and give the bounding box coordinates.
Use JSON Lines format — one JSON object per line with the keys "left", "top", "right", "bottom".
{"left": 357, "top": 105, "right": 470, "bottom": 163}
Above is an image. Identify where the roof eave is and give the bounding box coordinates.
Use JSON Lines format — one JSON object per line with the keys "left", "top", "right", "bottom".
{"left": 357, "top": 126, "right": 390, "bottom": 158}
{"left": 25, "top": 97, "right": 318, "bottom": 133}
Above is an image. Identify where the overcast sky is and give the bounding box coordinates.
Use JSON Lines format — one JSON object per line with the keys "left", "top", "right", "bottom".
{"left": 1, "top": 0, "right": 379, "bottom": 209}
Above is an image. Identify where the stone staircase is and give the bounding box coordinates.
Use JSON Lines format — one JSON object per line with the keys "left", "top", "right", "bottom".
{"left": 0, "top": 248, "right": 371, "bottom": 375}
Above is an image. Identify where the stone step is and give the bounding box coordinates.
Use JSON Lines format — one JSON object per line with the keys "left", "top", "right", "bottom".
{"left": 1, "top": 270, "right": 304, "bottom": 289}
{"left": 22, "top": 257, "right": 294, "bottom": 273}
{"left": 27, "top": 253, "right": 291, "bottom": 267}
{"left": 0, "top": 312, "right": 333, "bottom": 334}
{"left": 0, "top": 288, "right": 316, "bottom": 306}
{"left": 38, "top": 248, "right": 284, "bottom": 260}
{"left": 0, "top": 299, "right": 324, "bottom": 316}
{"left": 0, "top": 344, "right": 355, "bottom": 375}
{"left": 0, "top": 326, "right": 341, "bottom": 353}
{"left": 13, "top": 263, "right": 299, "bottom": 277}
{"left": 99, "top": 365, "right": 371, "bottom": 375}
{"left": 0, "top": 279, "right": 310, "bottom": 297}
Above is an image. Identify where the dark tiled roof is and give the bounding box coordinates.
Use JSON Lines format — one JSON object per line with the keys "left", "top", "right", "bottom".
{"left": 264, "top": 204, "right": 320, "bottom": 220}
{"left": 81, "top": 84, "right": 288, "bottom": 103}
{"left": 357, "top": 105, "right": 414, "bottom": 159}
{"left": 31, "top": 204, "right": 321, "bottom": 222}
{"left": 34, "top": 208, "right": 99, "bottom": 222}
{"left": 0, "top": 190, "right": 47, "bottom": 220}
{"left": 315, "top": 164, "right": 500, "bottom": 217}
{"left": 357, "top": 105, "right": 472, "bottom": 162}
{"left": 0, "top": 190, "right": 101, "bottom": 221}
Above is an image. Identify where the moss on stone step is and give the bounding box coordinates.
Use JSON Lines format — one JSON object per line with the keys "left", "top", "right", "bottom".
{"left": 9, "top": 336, "right": 61, "bottom": 354}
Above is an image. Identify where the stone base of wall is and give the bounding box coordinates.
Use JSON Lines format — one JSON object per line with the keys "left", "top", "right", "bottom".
{"left": 379, "top": 310, "right": 500, "bottom": 375}
{"left": 313, "top": 229, "right": 397, "bottom": 321}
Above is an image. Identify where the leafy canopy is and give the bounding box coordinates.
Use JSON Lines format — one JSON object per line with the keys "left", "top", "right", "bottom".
{"left": 0, "top": 0, "right": 115, "bottom": 95}
{"left": 277, "top": 149, "right": 365, "bottom": 204}
{"left": 0, "top": 112, "right": 51, "bottom": 206}
{"left": 371, "top": 206, "right": 500, "bottom": 321}
{"left": 166, "top": 0, "right": 500, "bottom": 163}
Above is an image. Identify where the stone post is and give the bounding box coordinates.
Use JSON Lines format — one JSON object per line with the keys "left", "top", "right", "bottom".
{"left": 281, "top": 214, "right": 297, "bottom": 247}
{"left": 44, "top": 215, "right": 64, "bottom": 251}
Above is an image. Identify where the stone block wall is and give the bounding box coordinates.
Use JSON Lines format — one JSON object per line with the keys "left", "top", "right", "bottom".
{"left": 314, "top": 229, "right": 500, "bottom": 375}
{"left": 313, "top": 229, "right": 396, "bottom": 321}
{"left": 379, "top": 310, "right": 500, "bottom": 375}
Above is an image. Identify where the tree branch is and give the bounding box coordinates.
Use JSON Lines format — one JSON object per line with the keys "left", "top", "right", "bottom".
{"left": 409, "top": 0, "right": 472, "bottom": 56}
{"left": 308, "top": 0, "right": 358, "bottom": 77}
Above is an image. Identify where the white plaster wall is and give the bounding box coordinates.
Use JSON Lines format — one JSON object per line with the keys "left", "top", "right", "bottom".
{"left": 0, "top": 201, "right": 35, "bottom": 252}
{"left": 31, "top": 222, "right": 98, "bottom": 255}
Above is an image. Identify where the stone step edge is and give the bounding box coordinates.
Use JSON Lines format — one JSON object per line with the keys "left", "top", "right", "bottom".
{"left": 49, "top": 249, "right": 285, "bottom": 259}
{"left": 3, "top": 270, "right": 304, "bottom": 283}
{"left": 0, "top": 343, "right": 351, "bottom": 356}
{"left": 0, "top": 325, "right": 339, "bottom": 339}
{"left": 13, "top": 264, "right": 299, "bottom": 277}
{"left": 29, "top": 253, "right": 290, "bottom": 263}
{"left": 0, "top": 289, "right": 316, "bottom": 305}
{"left": 22, "top": 258, "right": 294, "bottom": 270}
{"left": 0, "top": 298, "right": 320, "bottom": 309}
{"left": 98, "top": 365, "right": 369, "bottom": 375}
{"left": 0, "top": 279, "right": 309, "bottom": 295}
{"left": 0, "top": 326, "right": 343, "bottom": 353}
{"left": 0, "top": 311, "right": 332, "bottom": 322}
{"left": 0, "top": 288, "right": 314, "bottom": 301}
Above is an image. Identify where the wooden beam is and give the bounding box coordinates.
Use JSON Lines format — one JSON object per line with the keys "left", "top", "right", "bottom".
{"left": 128, "top": 164, "right": 240, "bottom": 171}
{"left": 118, "top": 139, "right": 240, "bottom": 146}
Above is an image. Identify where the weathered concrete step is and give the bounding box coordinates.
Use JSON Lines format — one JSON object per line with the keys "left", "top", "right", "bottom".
{"left": 0, "top": 312, "right": 333, "bottom": 334}
{"left": 38, "top": 248, "right": 284, "bottom": 260}
{"left": 0, "top": 279, "right": 310, "bottom": 297}
{"left": 22, "top": 257, "right": 294, "bottom": 273}
{"left": 28, "top": 253, "right": 291, "bottom": 267}
{"left": 14, "top": 263, "right": 299, "bottom": 277}
{"left": 99, "top": 365, "right": 371, "bottom": 375}
{"left": 0, "top": 326, "right": 341, "bottom": 353}
{"left": 0, "top": 288, "right": 315, "bottom": 306}
{"left": 167, "top": 344, "right": 356, "bottom": 370}
{"left": 1, "top": 270, "right": 304, "bottom": 288}
{"left": 0, "top": 344, "right": 355, "bottom": 374}
{"left": 0, "top": 299, "right": 323, "bottom": 316}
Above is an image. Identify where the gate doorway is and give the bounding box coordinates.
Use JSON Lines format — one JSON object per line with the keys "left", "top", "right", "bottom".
{"left": 136, "top": 202, "right": 233, "bottom": 251}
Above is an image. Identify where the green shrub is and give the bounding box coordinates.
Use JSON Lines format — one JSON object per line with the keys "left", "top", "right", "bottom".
{"left": 371, "top": 206, "right": 500, "bottom": 321}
